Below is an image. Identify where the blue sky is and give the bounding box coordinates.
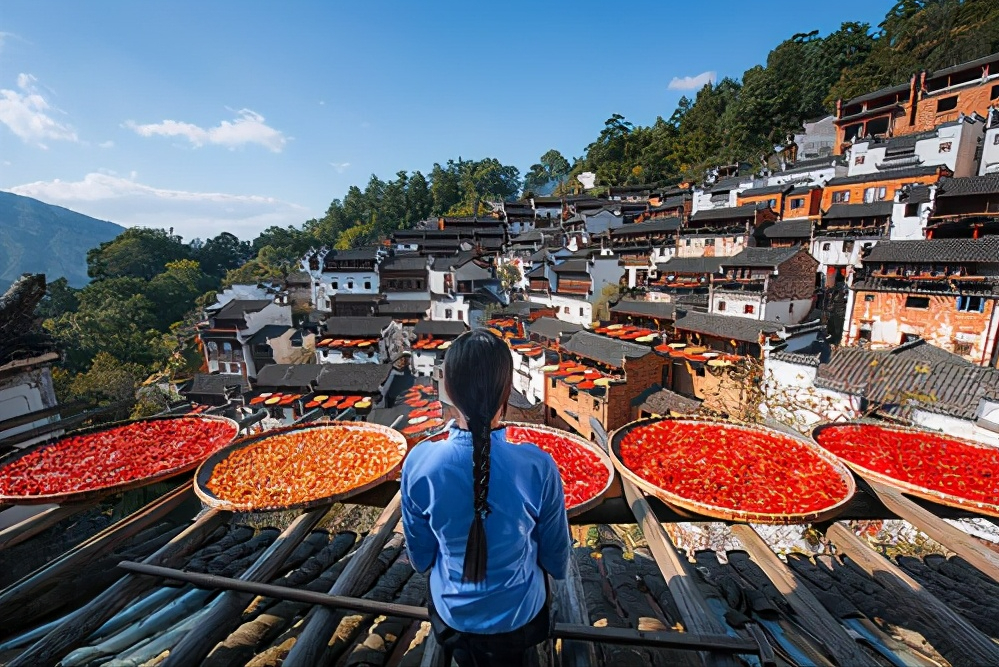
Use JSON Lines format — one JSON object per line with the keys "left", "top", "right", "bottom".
{"left": 1, "top": 0, "right": 894, "bottom": 241}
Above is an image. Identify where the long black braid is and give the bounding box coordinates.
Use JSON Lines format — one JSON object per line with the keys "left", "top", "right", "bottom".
{"left": 443, "top": 329, "right": 513, "bottom": 584}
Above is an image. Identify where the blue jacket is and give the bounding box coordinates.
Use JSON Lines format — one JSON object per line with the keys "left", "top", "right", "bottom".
{"left": 400, "top": 426, "right": 571, "bottom": 634}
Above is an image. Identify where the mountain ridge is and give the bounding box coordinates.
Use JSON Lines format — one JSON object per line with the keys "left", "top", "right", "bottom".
{"left": 0, "top": 191, "right": 125, "bottom": 290}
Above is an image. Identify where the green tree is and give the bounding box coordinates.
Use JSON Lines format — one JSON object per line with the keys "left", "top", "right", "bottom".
{"left": 430, "top": 160, "right": 463, "bottom": 216}
{"left": 406, "top": 170, "right": 433, "bottom": 226}
{"left": 62, "top": 352, "right": 146, "bottom": 419}
{"left": 496, "top": 262, "right": 523, "bottom": 291}
{"left": 87, "top": 228, "right": 190, "bottom": 281}
{"left": 36, "top": 277, "right": 79, "bottom": 320}
{"left": 379, "top": 171, "right": 408, "bottom": 233}
{"left": 197, "top": 232, "right": 253, "bottom": 278}
{"left": 146, "top": 259, "right": 213, "bottom": 328}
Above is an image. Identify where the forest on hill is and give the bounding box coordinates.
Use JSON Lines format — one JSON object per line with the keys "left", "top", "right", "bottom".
{"left": 31, "top": 0, "right": 999, "bottom": 416}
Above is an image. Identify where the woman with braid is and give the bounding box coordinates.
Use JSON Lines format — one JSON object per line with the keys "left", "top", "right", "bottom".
{"left": 401, "top": 329, "right": 571, "bottom": 666}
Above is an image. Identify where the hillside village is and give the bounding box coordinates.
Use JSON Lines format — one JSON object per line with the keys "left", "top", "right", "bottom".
{"left": 166, "top": 51, "right": 999, "bottom": 449}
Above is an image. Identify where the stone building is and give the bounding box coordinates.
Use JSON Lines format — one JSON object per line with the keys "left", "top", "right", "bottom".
{"left": 709, "top": 247, "right": 819, "bottom": 324}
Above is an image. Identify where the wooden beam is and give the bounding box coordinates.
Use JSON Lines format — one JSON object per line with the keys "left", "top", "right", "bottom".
{"left": 826, "top": 522, "right": 999, "bottom": 666}
{"left": 866, "top": 480, "right": 999, "bottom": 583}
{"left": 282, "top": 494, "right": 403, "bottom": 667}
{"left": 0, "top": 503, "right": 96, "bottom": 551}
{"left": 115, "top": 561, "right": 763, "bottom": 654}
{"left": 0, "top": 400, "right": 87, "bottom": 433}
{"left": 0, "top": 481, "right": 195, "bottom": 632}
{"left": 9, "top": 508, "right": 230, "bottom": 667}
{"left": 729, "top": 525, "right": 867, "bottom": 665}
{"left": 160, "top": 506, "right": 330, "bottom": 667}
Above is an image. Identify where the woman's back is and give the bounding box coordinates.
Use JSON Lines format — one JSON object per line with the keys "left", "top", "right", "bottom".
{"left": 401, "top": 426, "right": 570, "bottom": 634}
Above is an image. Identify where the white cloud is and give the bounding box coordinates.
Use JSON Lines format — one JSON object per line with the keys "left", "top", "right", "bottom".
{"left": 330, "top": 162, "right": 351, "bottom": 173}
{"left": 667, "top": 70, "right": 716, "bottom": 91}
{"left": 7, "top": 172, "right": 309, "bottom": 240}
{"left": 98, "top": 140, "right": 114, "bottom": 149}
{"left": 0, "top": 73, "right": 78, "bottom": 147}
{"left": 125, "top": 109, "right": 288, "bottom": 152}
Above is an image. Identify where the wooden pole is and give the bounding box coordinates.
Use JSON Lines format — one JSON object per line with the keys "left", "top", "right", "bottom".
{"left": 826, "top": 522, "right": 999, "bottom": 666}
{"left": 9, "top": 507, "right": 230, "bottom": 667}
{"left": 0, "top": 502, "right": 96, "bottom": 551}
{"left": 116, "top": 561, "right": 763, "bottom": 654}
{"left": 0, "top": 481, "right": 195, "bottom": 631}
{"left": 161, "top": 506, "right": 330, "bottom": 667}
{"left": 282, "top": 494, "right": 403, "bottom": 667}
{"left": 866, "top": 480, "right": 999, "bottom": 583}
{"left": 729, "top": 525, "right": 866, "bottom": 665}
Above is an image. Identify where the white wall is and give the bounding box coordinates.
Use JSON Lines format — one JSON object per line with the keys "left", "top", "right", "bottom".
{"left": 429, "top": 294, "right": 469, "bottom": 323}
{"left": 910, "top": 410, "right": 999, "bottom": 448}
{"left": 981, "top": 125, "right": 999, "bottom": 175}
{"left": 810, "top": 238, "right": 877, "bottom": 272}
{"left": 889, "top": 197, "right": 932, "bottom": 240}
{"left": 549, "top": 294, "right": 593, "bottom": 327}
{"left": 0, "top": 366, "right": 59, "bottom": 447}
{"left": 710, "top": 291, "right": 765, "bottom": 319}
{"left": 767, "top": 165, "right": 844, "bottom": 187}
{"left": 314, "top": 270, "right": 379, "bottom": 313}
{"left": 764, "top": 298, "right": 814, "bottom": 325}
{"left": 412, "top": 349, "right": 443, "bottom": 377}
{"left": 759, "top": 358, "right": 861, "bottom": 431}
{"left": 848, "top": 120, "right": 983, "bottom": 178}
{"left": 675, "top": 235, "right": 747, "bottom": 259}
{"left": 510, "top": 349, "right": 545, "bottom": 405}
{"left": 316, "top": 348, "right": 382, "bottom": 365}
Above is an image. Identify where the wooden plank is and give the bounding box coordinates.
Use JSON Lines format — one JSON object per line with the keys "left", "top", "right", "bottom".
{"left": 866, "top": 480, "right": 999, "bottom": 582}
{"left": 826, "top": 522, "right": 999, "bottom": 666}
{"left": 729, "top": 525, "right": 867, "bottom": 665}
{"left": 551, "top": 559, "right": 599, "bottom": 667}
{"left": 282, "top": 494, "right": 403, "bottom": 667}
{"left": 0, "top": 502, "right": 95, "bottom": 551}
{"left": 0, "top": 400, "right": 87, "bottom": 432}
{"left": 9, "top": 508, "right": 230, "bottom": 667}
{"left": 161, "top": 506, "right": 330, "bottom": 667}
{"left": 0, "top": 481, "right": 195, "bottom": 631}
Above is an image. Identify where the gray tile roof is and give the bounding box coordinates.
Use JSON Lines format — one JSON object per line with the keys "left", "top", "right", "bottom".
{"left": 935, "top": 175, "right": 999, "bottom": 199}
{"left": 325, "top": 316, "right": 393, "bottom": 337}
{"left": 862, "top": 237, "right": 999, "bottom": 264}
{"left": 254, "top": 363, "right": 322, "bottom": 388}
{"left": 707, "top": 177, "right": 745, "bottom": 193}
{"left": 610, "top": 299, "right": 675, "bottom": 320}
{"left": 814, "top": 340, "right": 999, "bottom": 420}
{"left": 824, "top": 166, "right": 941, "bottom": 188}
{"left": 380, "top": 254, "right": 429, "bottom": 272}
{"left": 776, "top": 156, "right": 845, "bottom": 175}
{"left": 672, "top": 309, "right": 782, "bottom": 343}
{"left": 526, "top": 264, "right": 547, "bottom": 279}
{"left": 315, "top": 363, "right": 394, "bottom": 393}
{"left": 552, "top": 259, "right": 590, "bottom": 274}
{"left": 454, "top": 261, "right": 493, "bottom": 281}
{"left": 760, "top": 220, "right": 812, "bottom": 238}
{"left": 528, "top": 316, "right": 582, "bottom": 340}
{"left": 636, "top": 386, "right": 702, "bottom": 415}
{"left": 184, "top": 373, "right": 249, "bottom": 397}
{"left": 900, "top": 184, "right": 933, "bottom": 204}
{"left": 325, "top": 248, "right": 379, "bottom": 262}
{"left": 843, "top": 82, "right": 910, "bottom": 107}
{"left": 413, "top": 320, "right": 468, "bottom": 337}
{"left": 561, "top": 330, "right": 651, "bottom": 368}
{"left": 248, "top": 324, "right": 295, "bottom": 345}
{"left": 655, "top": 256, "right": 725, "bottom": 274}
{"left": 738, "top": 184, "right": 792, "bottom": 198}
{"left": 375, "top": 300, "right": 430, "bottom": 315}
{"left": 689, "top": 204, "right": 760, "bottom": 223}
{"left": 720, "top": 246, "right": 802, "bottom": 268}
{"left": 823, "top": 202, "right": 894, "bottom": 220}
{"left": 611, "top": 217, "right": 681, "bottom": 236}
{"left": 215, "top": 299, "right": 272, "bottom": 321}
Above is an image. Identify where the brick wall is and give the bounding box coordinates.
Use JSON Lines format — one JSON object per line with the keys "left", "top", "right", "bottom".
{"left": 768, "top": 251, "right": 820, "bottom": 301}
{"left": 847, "top": 289, "right": 998, "bottom": 365}
{"left": 911, "top": 84, "right": 999, "bottom": 134}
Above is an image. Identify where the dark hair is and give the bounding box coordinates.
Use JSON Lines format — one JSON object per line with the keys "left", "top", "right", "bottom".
{"left": 443, "top": 328, "right": 513, "bottom": 583}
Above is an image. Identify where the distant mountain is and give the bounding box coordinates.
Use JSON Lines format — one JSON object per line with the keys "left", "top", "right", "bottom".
{"left": 0, "top": 191, "right": 124, "bottom": 291}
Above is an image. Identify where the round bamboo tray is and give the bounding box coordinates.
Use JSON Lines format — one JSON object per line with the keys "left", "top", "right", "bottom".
{"left": 0, "top": 414, "right": 240, "bottom": 506}
{"left": 502, "top": 421, "right": 616, "bottom": 519}
{"left": 609, "top": 416, "right": 856, "bottom": 525}
{"left": 194, "top": 421, "right": 407, "bottom": 512}
{"left": 812, "top": 420, "right": 999, "bottom": 519}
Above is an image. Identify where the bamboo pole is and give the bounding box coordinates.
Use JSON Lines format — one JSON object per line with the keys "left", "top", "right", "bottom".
{"left": 729, "top": 525, "right": 866, "bottom": 665}
{"left": 282, "top": 494, "right": 403, "bottom": 667}
{"left": 865, "top": 480, "right": 999, "bottom": 583}
{"left": 826, "top": 522, "right": 999, "bottom": 666}
{"left": 0, "top": 481, "right": 195, "bottom": 632}
{"left": 0, "top": 502, "right": 96, "bottom": 551}
{"left": 161, "top": 506, "right": 330, "bottom": 667}
{"left": 115, "top": 561, "right": 763, "bottom": 654}
{"left": 8, "top": 507, "right": 230, "bottom": 667}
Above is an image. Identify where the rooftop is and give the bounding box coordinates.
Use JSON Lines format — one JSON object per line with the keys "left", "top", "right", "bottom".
{"left": 862, "top": 237, "right": 999, "bottom": 264}
{"left": 655, "top": 256, "right": 725, "bottom": 275}
{"left": 936, "top": 175, "right": 999, "bottom": 199}
{"left": 183, "top": 372, "right": 250, "bottom": 397}
{"left": 759, "top": 219, "right": 812, "bottom": 238}
{"left": 610, "top": 217, "right": 681, "bottom": 236}
{"left": 552, "top": 259, "right": 591, "bottom": 274}
{"left": 528, "top": 316, "right": 583, "bottom": 340}
{"left": 673, "top": 309, "right": 782, "bottom": 343}
{"left": 689, "top": 204, "right": 760, "bottom": 223}
{"left": 248, "top": 324, "right": 295, "bottom": 346}
{"left": 380, "top": 255, "right": 428, "bottom": 272}
{"left": 610, "top": 299, "right": 676, "bottom": 320}
{"left": 720, "top": 246, "right": 802, "bottom": 268}
{"left": 738, "top": 184, "right": 792, "bottom": 198}
{"left": 561, "top": 330, "right": 651, "bottom": 368}
{"left": 825, "top": 165, "right": 942, "bottom": 187}
{"left": 254, "top": 363, "right": 322, "bottom": 388}
{"left": 823, "top": 201, "right": 895, "bottom": 220}
{"left": 315, "top": 363, "right": 395, "bottom": 393}
{"left": 325, "top": 317, "right": 394, "bottom": 338}
{"left": 214, "top": 299, "right": 272, "bottom": 322}
{"left": 413, "top": 320, "right": 469, "bottom": 337}
{"left": 635, "top": 386, "right": 702, "bottom": 415}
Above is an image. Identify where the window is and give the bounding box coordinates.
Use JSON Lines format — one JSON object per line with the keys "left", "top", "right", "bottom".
{"left": 957, "top": 296, "right": 986, "bottom": 312}
{"left": 832, "top": 191, "right": 850, "bottom": 203}
{"left": 992, "top": 84, "right": 999, "bottom": 100}
{"left": 717, "top": 301, "right": 726, "bottom": 311}
{"left": 364, "top": 280, "right": 371, "bottom": 289}
{"left": 331, "top": 281, "right": 338, "bottom": 290}
{"left": 445, "top": 308, "right": 452, "bottom": 319}
{"left": 905, "top": 203, "right": 919, "bottom": 217}
{"left": 936, "top": 95, "right": 958, "bottom": 113}
{"left": 822, "top": 242, "right": 831, "bottom": 251}
{"left": 685, "top": 239, "right": 691, "bottom": 246}
{"left": 858, "top": 327, "right": 872, "bottom": 342}
{"left": 939, "top": 141, "right": 952, "bottom": 153}
{"left": 953, "top": 340, "right": 973, "bottom": 356}
{"left": 744, "top": 304, "right": 755, "bottom": 314}
{"left": 593, "top": 399, "right": 600, "bottom": 410}
{"left": 564, "top": 306, "right": 570, "bottom": 314}
{"left": 905, "top": 296, "right": 930, "bottom": 309}
{"left": 694, "top": 366, "right": 706, "bottom": 377}
{"left": 790, "top": 198, "right": 804, "bottom": 210}
{"left": 843, "top": 240, "right": 855, "bottom": 253}
{"left": 864, "top": 294, "right": 875, "bottom": 302}
{"left": 704, "top": 238, "right": 715, "bottom": 246}
{"left": 768, "top": 199, "right": 777, "bottom": 208}
{"left": 995, "top": 134, "right": 999, "bottom": 146}
{"left": 864, "top": 186, "right": 887, "bottom": 202}
{"left": 458, "top": 311, "right": 464, "bottom": 321}
{"left": 550, "top": 378, "right": 557, "bottom": 389}
{"left": 855, "top": 155, "right": 865, "bottom": 165}
{"left": 347, "top": 280, "right": 354, "bottom": 289}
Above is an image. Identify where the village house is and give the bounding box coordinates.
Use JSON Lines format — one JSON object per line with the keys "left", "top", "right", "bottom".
{"left": 530, "top": 254, "right": 623, "bottom": 327}
{"left": 609, "top": 299, "right": 676, "bottom": 330}
{"left": 679, "top": 204, "right": 777, "bottom": 258}
{"left": 428, "top": 252, "right": 505, "bottom": 326}
{"left": 709, "top": 247, "right": 819, "bottom": 324}
{"left": 247, "top": 324, "right": 314, "bottom": 373}
{"left": 378, "top": 253, "right": 431, "bottom": 313}
{"left": 847, "top": 117, "right": 984, "bottom": 179}
{"left": 833, "top": 52, "right": 999, "bottom": 152}
{"left": 929, "top": 174, "right": 999, "bottom": 238}
{"left": 692, "top": 174, "right": 754, "bottom": 212}
{"left": 607, "top": 216, "right": 680, "bottom": 288}
{"left": 525, "top": 316, "right": 582, "bottom": 348}
{"left": 497, "top": 200, "right": 536, "bottom": 235}
{"left": 251, "top": 363, "right": 396, "bottom": 423}
{"left": 199, "top": 296, "right": 293, "bottom": 380}
{"left": 844, "top": 237, "right": 999, "bottom": 366}
{"left": 979, "top": 108, "right": 999, "bottom": 175}
{"left": 410, "top": 320, "right": 468, "bottom": 376}
{"left": 314, "top": 317, "right": 400, "bottom": 365}
{"left": 766, "top": 155, "right": 847, "bottom": 187}
{"left": 763, "top": 338, "right": 999, "bottom": 446}
{"left": 181, "top": 373, "right": 250, "bottom": 407}
{"left": 545, "top": 331, "right": 667, "bottom": 442}
{"left": 302, "top": 247, "right": 383, "bottom": 316}
{"left": 635, "top": 191, "right": 691, "bottom": 223}
{"left": 793, "top": 115, "right": 837, "bottom": 159}
{"left": 647, "top": 256, "right": 723, "bottom": 303}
